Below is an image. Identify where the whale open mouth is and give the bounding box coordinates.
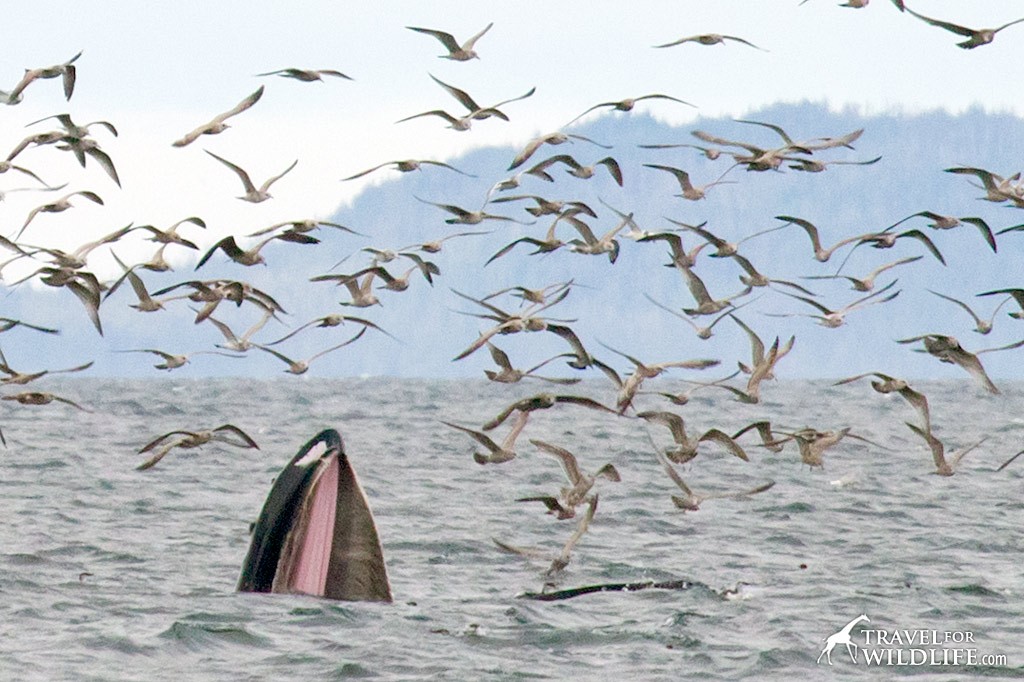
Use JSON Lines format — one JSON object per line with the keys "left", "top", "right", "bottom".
{"left": 238, "top": 429, "right": 392, "bottom": 602}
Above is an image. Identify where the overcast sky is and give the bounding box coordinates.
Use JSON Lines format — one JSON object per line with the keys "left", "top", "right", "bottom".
{"left": 3, "top": 0, "right": 1023, "bottom": 269}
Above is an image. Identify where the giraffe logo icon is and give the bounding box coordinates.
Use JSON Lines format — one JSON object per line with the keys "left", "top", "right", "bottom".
{"left": 818, "top": 614, "right": 870, "bottom": 665}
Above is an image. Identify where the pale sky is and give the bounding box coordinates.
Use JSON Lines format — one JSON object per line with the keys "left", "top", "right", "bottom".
{"left": 3, "top": 0, "right": 1023, "bottom": 272}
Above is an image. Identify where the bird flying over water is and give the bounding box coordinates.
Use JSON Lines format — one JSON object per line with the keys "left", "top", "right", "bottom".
{"left": 172, "top": 86, "right": 264, "bottom": 147}
{"left": 256, "top": 68, "right": 352, "bottom": 81}
{"left": 203, "top": 151, "right": 297, "bottom": 203}
{"left": 901, "top": 6, "right": 1024, "bottom": 49}
{"left": 406, "top": 22, "right": 494, "bottom": 61}
{"left": 653, "top": 34, "right": 765, "bottom": 50}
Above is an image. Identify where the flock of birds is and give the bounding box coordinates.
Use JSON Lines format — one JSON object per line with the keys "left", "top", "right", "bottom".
{"left": 3, "top": 2, "right": 1024, "bottom": 587}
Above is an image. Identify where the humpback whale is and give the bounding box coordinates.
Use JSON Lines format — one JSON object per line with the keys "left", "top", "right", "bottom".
{"left": 238, "top": 429, "right": 392, "bottom": 602}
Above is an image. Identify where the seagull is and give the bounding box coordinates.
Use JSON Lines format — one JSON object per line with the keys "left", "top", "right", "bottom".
{"left": 732, "top": 421, "right": 786, "bottom": 453}
{"left": 442, "top": 411, "right": 530, "bottom": 464}
{"left": 136, "top": 244, "right": 176, "bottom": 273}
{"left": 425, "top": 73, "right": 535, "bottom": 122}
{"left": 23, "top": 267, "right": 104, "bottom": 335}
{"left": 415, "top": 196, "right": 524, "bottom": 225}
{"left": 482, "top": 343, "right": 579, "bottom": 385}
{"left": 528, "top": 154, "right": 624, "bottom": 186}
{"left": 195, "top": 232, "right": 317, "bottom": 269}
{"left": 172, "top": 86, "right": 264, "bottom": 147}
{"left": 493, "top": 494, "right": 599, "bottom": 576}
{"left": 17, "top": 190, "right": 103, "bottom": 241}
{"left": 901, "top": 6, "right": 1024, "bottom": 49}
{"left": 4, "top": 130, "right": 67, "bottom": 161}
{"left": 732, "top": 315, "right": 795, "bottom": 381}
{"left": 256, "top": 68, "right": 352, "bottom": 81}
{"left": 944, "top": 166, "right": 1023, "bottom": 204}
{"left": 481, "top": 392, "right": 617, "bottom": 431}
{"left": 482, "top": 280, "right": 577, "bottom": 307}
{"left": 977, "top": 288, "right": 1024, "bottom": 320}
{"left": 897, "top": 334, "right": 1024, "bottom": 394}
{"left": 254, "top": 328, "right": 367, "bottom": 374}
{"left": 665, "top": 217, "right": 783, "bottom": 259}
{"left": 800, "top": 0, "right": 870, "bottom": 8}
{"left": 0, "top": 318, "right": 59, "bottom": 335}
{"left": 0, "top": 348, "right": 91, "bottom": 385}
{"left": 928, "top": 290, "right": 1008, "bottom": 335}
{"left": 772, "top": 280, "right": 900, "bottom": 328}
{"left": 202, "top": 306, "right": 277, "bottom": 352}
{"left": 732, "top": 253, "right": 818, "bottom": 295}
{"left": 637, "top": 142, "right": 724, "bottom": 159}
{"left": 394, "top": 108, "right": 500, "bottom": 131}
{"left": 450, "top": 287, "right": 574, "bottom": 360}
{"left": 833, "top": 372, "right": 931, "bottom": 433}
{"left": 904, "top": 423, "right": 986, "bottom": 477}
{"left": 518, "top": 439, "right": 619, "bottom": 519}
{"left": 678, "top": 265, "right": 753, "bottom": 316}
{"left": 365, "top": 262, "right": 438, "bottom": 292}
{"left": 136, "top": 424, "right": 259, "bottom": 471}
{"left": 19, "top": 222, "right": 136, "bottom": 271}
{"left": 598, "top": 344, "right": 719, "bottom": 413}
{"left": 484, "top": 211, "right": 578, "bottom": 264}
{"left": 775, "top": 215, "right": 862, "bottom": 263}
{"left": 342, "top": 159, "right": 474, "bottom": 181}
{"left": 27, "top": 110, "right": 119, "bottom": 160}
{"left": 644, "top": 293, "right": 746, "bottom": 340}
{"left": 246, "top": 218, "right": 363, "bottom": 239}
{"left": 153, "top": 279, "right": 285, "bottom": 323}
{"left": 507, "top": 131, "right": 611, "bottom": 171}
{"left": 203, "top": 151, "right": 297, "bottom": 203}
{"left": 636, "top": 230, "right": 707, "bottom": 270}
{"left": 653, "top": 34, "right": 765, "bottom": 50}
{"left": 105, "top": 252, "right": 175, "bottom": 312}
{"left": 776, "top": 427, "right": 861, "bottom": 469}
{"left": 644, "top": 164, "right": 735, "bottom": 201}
{"left": 786, "top": 156, "right": 882, "bottom": 173}
{"left": 318, "top": 261, "right": 437, "bottom": 298}
{"left": 136, "top": 216, "right": 206, "bottom": 250}
{"left": 564, "top": 211, "right": 632, "bottom": 262}
{"left": 566, "top": 94, "right": 695, "bottom": 127}
{"left": 115, "top": 348, "right": 242, "bottom": 371}
{"left": 2, "top": 391, "right": 90, "bottom": 412}
{"left": 406, "top": 22, "right": 494, "bottom": 61}
{"left": 654, "top": 449, "right": 774, "bottom": 512}
{"left": 640, "top": 370, "right": 743, "bottom": 406}
{"left": 53, "top": 134, "right": 121, "bottom": 187}
{"left": 735, "top": 119, "right": 864, "bottom": 153}
{"left": 851, "top": 229, "right": 946, "bottom": 266}
{"left": 1, "top": 51, "right": 82, "bottom": 104}
{"left": 310, "top": 269, "right": 381, "bottom": 308}
{"left": 691, "top": 128, "right": 808, "bottom": 172}
{"left": 803, "top": 256, "right": 922, "bottom": 292}
{"left": 488, "top": 194, "right": 597, "bottom": 219}
{"left": 0, "top": 159, "right": 54, "bottom": 187}
{"left": 639, "top": 410, "right": 750, "bottom": 464}
{"left": 712, "top": 335, "right": 791, "bottom": 405}
{"left": 265, "top": 313, "right": 393, "bottom": 346}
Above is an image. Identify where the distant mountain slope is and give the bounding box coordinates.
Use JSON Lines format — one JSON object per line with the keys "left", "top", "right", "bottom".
{"left": 15, "top": 102, "right": 1024, "bottom": 381}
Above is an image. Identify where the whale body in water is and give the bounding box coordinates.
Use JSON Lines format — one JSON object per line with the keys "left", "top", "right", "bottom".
{"left": 237, "top": 428, "right": 392, "bottom": 602}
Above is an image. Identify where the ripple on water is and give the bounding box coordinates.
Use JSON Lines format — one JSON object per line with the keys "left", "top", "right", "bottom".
{"left": 159, "top": 620, "right": 272, "bottom": 651}
{"left": 4, "top": 379, "right": 1024, "bottom": 681}
{"left": 946, "top": 584, "right": 1006, "bottom": 599}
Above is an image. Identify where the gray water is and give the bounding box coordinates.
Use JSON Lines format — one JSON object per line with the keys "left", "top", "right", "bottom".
{"left": 1, "top": 378, "right": 1022, "bottom": 681}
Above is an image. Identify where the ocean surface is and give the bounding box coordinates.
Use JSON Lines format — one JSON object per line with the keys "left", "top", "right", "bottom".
{"left": 2, "top": 377, "right": 1023, "bottom": 681}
